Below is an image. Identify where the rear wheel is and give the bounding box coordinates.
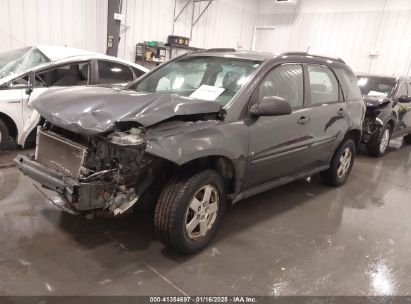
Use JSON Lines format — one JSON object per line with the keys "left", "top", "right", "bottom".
{"left": 404, "top": 134, "right": 411, "bottom": 145}
{"left": 154, "top": 170, "right": 225, "bottom": 254}
{"left": 366, "top": 124, "right": 391, "bottom": 157}
{"left": 0, "top": 119, "right": 10, "bottom": 151}
{"left": 320, "top": 138, "right": 355, "bottom": 187}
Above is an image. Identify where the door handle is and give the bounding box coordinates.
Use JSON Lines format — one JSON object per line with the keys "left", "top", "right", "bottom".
{"left": 297, "top": 116, "right": 310, "bottom": 125}
{"left": 337, "top": 108, "right": 346, "bottom": 117}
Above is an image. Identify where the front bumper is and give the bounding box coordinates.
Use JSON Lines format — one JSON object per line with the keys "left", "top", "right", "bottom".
{"left": 15, "top": 154, "right": 106, "bottom": 212}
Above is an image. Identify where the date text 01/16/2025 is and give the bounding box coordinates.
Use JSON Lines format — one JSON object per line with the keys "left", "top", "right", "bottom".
{"left": 149, "top": 296, "right": 258, "bottom": 303}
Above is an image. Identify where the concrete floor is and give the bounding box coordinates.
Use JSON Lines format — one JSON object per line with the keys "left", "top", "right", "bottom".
{"left": 1, "top": 140, "right": 411, "bottom": 296}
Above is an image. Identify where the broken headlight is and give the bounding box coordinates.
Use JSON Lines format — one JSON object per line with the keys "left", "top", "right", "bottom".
{"left": 107, "top": 127, "right": 145, "bottom": 147}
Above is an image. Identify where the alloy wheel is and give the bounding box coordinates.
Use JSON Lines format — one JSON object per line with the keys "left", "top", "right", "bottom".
{"left": 379, "top": 128, "right": 390, "bottom": 154}
{"left": 185, "top": 184, "right": 219, "bottom": 240}
{"left": 337, "top": 147, "right": 352, "bottom": 178}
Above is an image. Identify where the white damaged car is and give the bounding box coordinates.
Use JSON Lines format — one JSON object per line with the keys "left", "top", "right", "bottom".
{"left": 0, "top": 45, "right": 148, "bottom": 149}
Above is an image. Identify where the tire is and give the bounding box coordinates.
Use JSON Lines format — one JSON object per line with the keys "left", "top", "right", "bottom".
{"left": 0, "top": 119, "right": 10, "bottom": 151}
{"left": 366, "top": 124, "right": 391, "bottom": 157}
{"left": 154, "top": 170, "right": 226, "bottom": 254}
{"left": 320, "top": 138, "right": 355, "bottom": 187}
{"left": 404, "top": 134, "right": 411, "bottom": 145}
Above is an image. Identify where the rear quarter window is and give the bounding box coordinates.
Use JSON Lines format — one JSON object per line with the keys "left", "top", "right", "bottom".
{"left": 339, "top": 69, "right": 362, "bottom": 100}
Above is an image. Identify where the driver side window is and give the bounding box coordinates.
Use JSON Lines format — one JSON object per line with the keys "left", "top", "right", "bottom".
{"left": 36, "top": 62, "right": 90, "bottom": 87}
{"left": 258, "top": 64, "right": 304, "bottom": 108}
{"left": 8, "top": 75, "right": 30, "bottom": 88}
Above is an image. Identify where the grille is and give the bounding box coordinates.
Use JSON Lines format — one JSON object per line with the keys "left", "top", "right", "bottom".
{"left": 35, "top": 129, "right": 88, "bottom": 177}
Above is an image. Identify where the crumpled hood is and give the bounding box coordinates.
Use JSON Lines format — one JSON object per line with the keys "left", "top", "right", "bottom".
{"left": 363, "top": 96, "right": 391, "bottom": 108}
{"left": 31, "top": 86, "right": 222, "bottom": 136}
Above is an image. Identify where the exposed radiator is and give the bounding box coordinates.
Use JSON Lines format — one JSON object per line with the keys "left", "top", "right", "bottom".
{"left": 35, "top": 128, "right": 88, "bottom": 177}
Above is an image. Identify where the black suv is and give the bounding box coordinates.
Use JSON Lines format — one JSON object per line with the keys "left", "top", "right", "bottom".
{"left": 357, "top": 74, "right": 411, "bottom": 156}
{"left": 16, "top": 50, "right": 365, "bottom": 254}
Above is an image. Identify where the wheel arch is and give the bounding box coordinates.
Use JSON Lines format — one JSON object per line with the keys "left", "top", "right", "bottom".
{"left": 177, "top": 155, "right": 238, "bottom": 196}
{"left": 344, "top": 128, "right": 361, "bottom": 147}
{"left": 386, "top": 118, "right": 395, "bottom": 132}
{"left": 0, "top": 112, "right": 18, "bottom": 140}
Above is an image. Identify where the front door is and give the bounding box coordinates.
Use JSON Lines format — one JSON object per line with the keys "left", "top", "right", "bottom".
{"left": 246, "top": 64, "right": 315, "bottom": 189}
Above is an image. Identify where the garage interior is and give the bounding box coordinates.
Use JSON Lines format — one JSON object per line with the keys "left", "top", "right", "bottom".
{"left": 1, "top": 0, "right": 411, "bottom": 298}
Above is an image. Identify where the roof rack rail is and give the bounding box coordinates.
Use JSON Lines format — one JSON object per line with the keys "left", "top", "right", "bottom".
{"left": 204, "top": 48, "right": 236, "bottom": 53}
{"left": 280, "top": 52, "right": 346, "bottom": 64}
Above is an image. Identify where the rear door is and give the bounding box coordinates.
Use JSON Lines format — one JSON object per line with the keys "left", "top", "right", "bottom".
{"left": 303, "top": 64, "right": 349, "bottom": 162}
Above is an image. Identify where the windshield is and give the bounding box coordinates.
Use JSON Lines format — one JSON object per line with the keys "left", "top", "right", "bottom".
{"left": 0, "top": 47, "right": 49, "bottom": 79}
{"left": 357, "top": 76, "right": 396, "bottom": 98}
{"left": 134, "top": 56, "right": 262, "bottom": 105}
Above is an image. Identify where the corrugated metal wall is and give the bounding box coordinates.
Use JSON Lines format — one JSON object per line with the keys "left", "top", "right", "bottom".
{"left": 0, "top": 0, "right": 108, "bottom": 53}
{"left": 257, "top": 2, "right": 411, "bottom": 75}
{"left": 1, "top": 0, "right": 410, "bottom": 76}
{"left": 118, "top": 0, "right": 258, "bottom": 62}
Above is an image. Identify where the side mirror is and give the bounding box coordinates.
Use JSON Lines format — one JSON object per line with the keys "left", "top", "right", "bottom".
{"left": 398, "top": 95, "right": 411, "bottom": 103}
{"left": 25, "top": 87, "right": 33, "bottom": 95}
{"left": 250, "top": 96, "right": 292, "bottom": 117}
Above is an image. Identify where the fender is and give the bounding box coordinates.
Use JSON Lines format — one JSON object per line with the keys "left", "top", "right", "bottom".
{"left": 145, "top": 120, "right": 250, "bottom": 193}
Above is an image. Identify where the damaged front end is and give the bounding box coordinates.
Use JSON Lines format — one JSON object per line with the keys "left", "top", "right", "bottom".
{"left": 15, "top": 123, "right": 158, "bottom": 215}
{"left": 361, "top": 98, "right": 390, "bottom": 143}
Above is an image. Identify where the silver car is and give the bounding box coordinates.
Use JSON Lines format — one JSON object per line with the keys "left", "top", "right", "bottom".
{"left": 0, "top": 45, "right": 148, "bottom": 149}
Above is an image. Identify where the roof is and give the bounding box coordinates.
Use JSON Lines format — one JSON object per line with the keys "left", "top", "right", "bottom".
{"left": 189, "top": 49, "right": 275, "bottom": 61}
{"left": 356, "top": 73, "right": 410, "bottom": 81}
{"left": 279, "top": 52, "right": 346, "bottom": 64}
{"left": 187, "top": 49, "right": 351, "bottom": 66}
{"left": 35, "top": 45, "right": 148, "bottom": 72}
{"left": 36, "top": 45, "right": 97, "bottom": 61}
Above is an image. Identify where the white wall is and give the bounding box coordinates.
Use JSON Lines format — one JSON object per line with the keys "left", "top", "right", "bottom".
{"left": 118, "top": 0, "right": 258, "bottom": 62}
{"left": 256, "top": 0, "right": 411, "bottom": 75}
{"left": 0, "top": 0, "right": 108, "bottom": 53}
{"left": 1, "top": 0, "right": 411, "bottom": 76}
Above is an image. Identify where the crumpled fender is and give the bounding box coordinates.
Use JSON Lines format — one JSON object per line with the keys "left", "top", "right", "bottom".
{"left": 145, "top": 120, "right": 250, "bottom": 192}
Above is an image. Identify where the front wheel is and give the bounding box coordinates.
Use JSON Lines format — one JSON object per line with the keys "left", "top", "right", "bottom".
{"left": 320, "top": 138, "right": 355, "bottom": 187}
{"left": 154, "top": 170, "right": 226, "bottom": 254}
{"left": 366, "top": 124, "right": 391, "bottom": 157}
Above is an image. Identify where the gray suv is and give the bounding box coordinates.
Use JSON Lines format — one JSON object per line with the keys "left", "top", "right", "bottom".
{"left": 15, "top": 50, "right": 365, "bottom": 254}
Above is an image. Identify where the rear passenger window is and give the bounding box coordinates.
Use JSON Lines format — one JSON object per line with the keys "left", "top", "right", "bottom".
{"left": 98, "top": 61, "right": 134, "bottom": 84}
{"left": 258, "top": 64, "right": 304, "bottom": 108}
{"left": 308, "top": 65, "right": 339, "bottom": 104}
